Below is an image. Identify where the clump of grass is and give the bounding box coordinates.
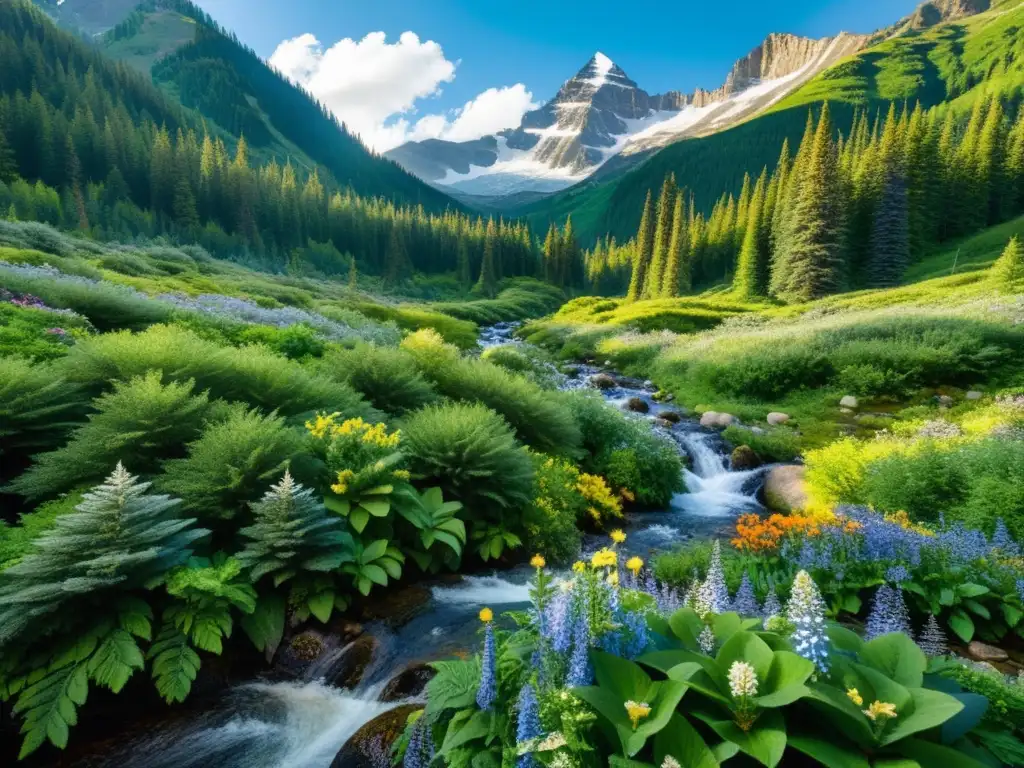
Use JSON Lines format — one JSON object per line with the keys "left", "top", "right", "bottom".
{"left": 319, "top": 345, "right": 439, "bottom": 415}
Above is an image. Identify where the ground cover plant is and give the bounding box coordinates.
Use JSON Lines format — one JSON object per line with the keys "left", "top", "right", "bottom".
{"left": 401, "top": 533, "right": 1023, "bottom": 767}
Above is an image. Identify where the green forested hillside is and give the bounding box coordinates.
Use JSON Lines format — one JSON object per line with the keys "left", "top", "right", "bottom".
{"left": 518, "top": 0, "right": 1024, "bottom": 245}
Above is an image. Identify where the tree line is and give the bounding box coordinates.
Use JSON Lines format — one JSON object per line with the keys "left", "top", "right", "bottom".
{"left": 592, "top": 96, "right": 1024, "bottom": 302}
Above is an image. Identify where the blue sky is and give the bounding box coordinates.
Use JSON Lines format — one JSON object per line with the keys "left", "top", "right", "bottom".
{"left": 195, "top": 0, "right": 921, "bottom": 150}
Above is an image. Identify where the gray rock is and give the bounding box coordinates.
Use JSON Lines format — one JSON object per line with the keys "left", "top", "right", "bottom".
{"left": 381, "top": 663, "right": 437, "bottom": 702}
{"left": 659, "top": 411, "right": 682, "bottom": 425}
{"left": 936, "top": 395, "right": 954, "bottom": 408}
{"left": 730, "top": 445, "right": 762, "bottom": 471}
{"left": 591, "top": 373, "right": 617, "bottom": 390}
{"left": 699, "top": 411, "right": 735, "bottom": 429}
{"left": 763, "top": 465, "right": 808, "bottom": 513}
{"left": 966, "top": 390, "right": 984, "bottom": 401}
{"left": 967, "top": 641, "right": 1009, "bottom": 663}
{"left": 839, "top": 395, "right": 859, "bottom": 409}
{"left": 331, "top": 705, "right": 420, "bottom": 768}
{"left": 766, "top": 412, "right": 790, "bottom": 426}
{"left": 626, "top": 397, "right": 649, "bottom": 414}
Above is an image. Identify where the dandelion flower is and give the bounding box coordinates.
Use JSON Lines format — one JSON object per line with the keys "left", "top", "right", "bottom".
{"left": 846, "top": 688, "right": 863, "bottom": 707}
{"left": 624, "top": 700, "right": 651, "bottom": 730}
{"left": 479, "top": 607, "right": 494, "bottom": 623}
{"left": 530, "top": 554, "right": 546, "bottom": 569}
{"left": 626, "top": 556, "right": 644, "bottom": 575}
{"left": 610, "top": 529, "right": 627, "bottom": 545}
{"left": 590, "top": 548, "right": 617, "bottom": 569}
{"left": 572, "top": 561, "right": 586, "bottom": 573}
{"left": 863, "top": 701, "right": 898, "bottom": 721}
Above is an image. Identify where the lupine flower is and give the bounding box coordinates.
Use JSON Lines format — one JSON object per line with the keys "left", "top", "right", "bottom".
{"left": 884, "top": 565, "right": 911, "bottom": 585}
{"left": 863, "top": 701, "right": 898, "bottom": 722}
{"left": 762, "top": 584, "right": 782, "bottom": 621}
{"left": 622, "top": 609, "right": 649, "bottom": 659}
{"left": 798, "top": 540, "right": 816, "bottom": 569}
{"left": 657, "top": 582, "right": 682, "bottom": 614}
{"left": 403, "top": 716, "right": 431, "bottom": 768}
{"left": 727, "top": 661, "right": 758, "bottom": 698}
{"left": 917, "top": 614, "right": 948, "bottom": 657}
{"left": 992, "top": 519, "right": 1021, "bottom": 557}
{"left": 624, "top": 700, "right": 651, "bottom": 730}
{"left": 515, "top": 684, "right": 544, "bottom": 767}
{"left": 476, "top": 612, "right": 497, "bottom": 710}
{"left": 698, "top": 540, "right": 730, "bottom": 615}
{"left": 787, "top": 571, "right": 830, "bottom": 673}
{"left": 566, "top": 603, "right": 593, "bottom": 687}
{"left": 545, "top": 589, "right": 573, "bottom": 653}
{"left": 866, "top": 585, "right": 912, "bottom": 640}
{"left": 846, "top": 688, "right": 863, "bottom": 706}
{"left": 937, "top": 522, "right": 989, "bottom": 565}
{"left": 698, "top": 624, "right": 716, "bottom": 655}
{"left": 731, "top": 573, "right": 760, "bottom": 617}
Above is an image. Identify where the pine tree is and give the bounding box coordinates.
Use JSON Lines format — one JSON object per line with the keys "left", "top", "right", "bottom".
{"left": 236, "top": 471, "right": 352, "bottom": 584}
{"left": 0, "top": 119, "right": 15, "bottom": 183}
{"left": 0, "top": 463, "right": 206, "bottom": 645}
{"left": 457, "top": 237, "right": 472, "bottom": 286}
{"left": 992, "top": 236, "right": 1024, "bottom": 292}
{"left": 661, "top": 194, "right": 689, "bottom": 297}
{"left": 627, "top": 190, "right": 656, "bottom": 302}
{"left": 1007, "top": 106, "right": 1024, "bottom": 215}
{"left": 561, "top": 216, "right": 581, "bottom": 289}
{"left": 644, "top": 175, "right": 677, "bottom": 298}
{"left": 348, "top": 257, "right": 358, "bottom": 290}
{"left": 867, "top": 171, "right": 910, "bottom": 288}
{"left": 172, "top": 170, "right": 200, "bottom": 231}
{"left": 475, "top": 218, "right": 499, "bottom": 297}
{"left": 977, "top": 97, "right": 1007, "bottom": 225}
{"left": 734, "top": 170, "right": 767, "bottom": 299}
{"left": 771, "top": 104, "right": 846, "bottom": 302}
{"left": 542, "top": 223, "right": 560, "bottom": 284}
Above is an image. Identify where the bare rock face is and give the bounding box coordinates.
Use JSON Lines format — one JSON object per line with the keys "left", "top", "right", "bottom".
{"left": 763, "top": 465, "right": 808, "bottom": 513}
{"left": 967, "top": 640, "right": 1009, "bottom": 663}
{"left": 381, "top": 662, "right": 437, "bottom": 702}
{"left": 899, "top": 0, "right": 991, "bottom": 31}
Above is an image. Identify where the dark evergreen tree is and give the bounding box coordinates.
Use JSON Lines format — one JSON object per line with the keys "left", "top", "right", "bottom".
{"left": 867, "top": 171, "right": 910, "bottom": 288}
{"left": 627, "top": 190, "right": 655, "bottom": 302}
{"left": 661, "top": 194, "right": 689, "bottom": 297}
{"left": 475, "top": 218, "right": 499, "bottom": 297}
{"left": 734, "top": 169, "right": 767, "bottom": 299}
{"left": 644, "top": 174, "right": 676, "bottom": 298}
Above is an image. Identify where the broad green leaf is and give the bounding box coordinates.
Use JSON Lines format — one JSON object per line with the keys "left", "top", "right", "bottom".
{"left": 940, "top": 692, "right": 989, "bottom": 744}
{"left": 805, "top": 683, "right": 877, "bottom": 747}
{"left": 363, "top": 485, "right": 394, "bottom": 496}
{"left": 362, "top": 563, "right": 389, "bottom": 586}
{"left": 956, "top": 583, "right": 989, "bottom": 599}
{"left": 858, "top": 634, "right": 926, "bottom": 688}
{"left": 787, "top": 732, "right": 870, "bottom": 768}
{"left": 608, "top": 758, "right": 654, "bottom": 768}
{"left": 308, "top": 591, "right": 334, "bottom": 623}
{"left": 963, "top": 599, "right": 990, "bottom": 619}
{"left": 440, "top": 710, "right": 491, "bottom": 755}
{"left": 880, "top": 688, "right": 964, "bottom": 746}
{"left": 717, "top": 630, "right": 774, "bottom": 683}
{"left": 938, "top": 588, "right": 955, "bottom": 606}
{"left": 827, "top": 625, "right": 864, "bottom": 655}
{"left": 240, "top": 592, "right": 285, "bottom": 660}
{"left": 426, "top": 659, "right": 480, "bottom": 715}
{"left": 87, "top": 629, "right": 144, "bottom": 693}
{"left": 360, "top": 499, "right": 391, "bottom": 518}
{"left": 625, "top": 681, "right": 689, "bottom": 757}
{"left": 362, "top": 539, "right": 389, "bottom": 562}
{"left": 668, "top": 607, "right": 704, "bottom": 647}
{"left": 693, "top": 707, "right": 787, "bottom": 767}
{"left": 323, "top": 496, "right": 351, "bottom": 516}
{"left": 1001, "top": 602, "right": 1023, "bottom": 628}
{"left": 350, "top": 507, "right": 370, "bottom": 533}
{"left": 592, "top": 650, "right": 654, "bottom": 701}
{"left": 755, "top": 651, "right": 814, "bottom": 708}
{"left": 711, "top": 612, "right": 743, "bottom": 643}
{"left": 948, "top": 610, "right": 975, "bottom": 643}
{"left": 666, "top": 663, "right": 731, "bottom": 705}
{"left": 894, "top": 737, "right": 991, "bottom": 768}
{"left": 654, "top": 713, "right": 718, "bottom": 768}
{"left": 849, "top": 663, "right": 913, "bottom": 714}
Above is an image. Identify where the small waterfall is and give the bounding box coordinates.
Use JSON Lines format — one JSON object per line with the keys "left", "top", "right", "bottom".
{"left": 431, "top": 574, "right": 532, "bottom": 606}
{"left": 673, "top": 432, "right": 764, "bottom": 518}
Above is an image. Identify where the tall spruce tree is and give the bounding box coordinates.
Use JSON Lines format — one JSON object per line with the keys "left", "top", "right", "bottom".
{"left": 1008, "top": 106, "right": 1024, "bottom": 215}
{"left": 992, "top": 235, "right": 1023, "bottom": 292}
{"left": 661, "top": 194, "right": 689, "bottom": 297}
{"left": 771, "top": 104, "right": 846, "bottom": 303}
{"left": 734, "top": 170, "right": 768, "bottom": 299}
{"left": 867, "top": 171, "right": 910, "bottom": 288}
{"left": 475, "top": 218, "right": 499, "bottom": 297}
{"left": 644, "top": 175, "right": 677, "bottom": 298}
{"left": 627, "top": 190, "right": 656, "bottom": 302}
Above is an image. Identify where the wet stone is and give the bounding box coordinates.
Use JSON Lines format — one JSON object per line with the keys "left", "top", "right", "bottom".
{"left": 331, "top": 704, "right": 420, "bottom": 768}
{"left": 381, "top": 662, "right": 437, "bottom": 702}
{"left": 626, "top": 397, "right": 649, "bottom": 414}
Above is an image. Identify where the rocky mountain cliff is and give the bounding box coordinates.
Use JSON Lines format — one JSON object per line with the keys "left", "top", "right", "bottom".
{"left": 889, "top": 0, "right": 992, "bottom": 34}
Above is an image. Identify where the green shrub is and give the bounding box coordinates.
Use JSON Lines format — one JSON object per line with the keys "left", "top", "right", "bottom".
{"left": 403, "top": 331, "right": 581, "bottom": 456}
{"left": 0, "top": 303, "right": 90, "bottom": 362}
{"left": 722, "top": 425, "right": 802, "bottom": 462}
{"left": 521, "top": 455, "right": 584, "bottom": 565}
{"left": 0, "top": 490, "right": 85, "bottom": 569}
{"left": 694, "top": 346, "right": 835, "bottom": 400}
{"left": 401, "top": 402, "right": 534, "bottom": 514}
{"left": 159, "top": 406, "right": 305, "bottom": 522}
{"left": 352, "top": 302, "right": 478, "bottom": 349}
{"left": 319, "top": 345, "right": 438, "bottom": 415}
{"left": 653, "top": 540, "right": 745, "bottom": 592}
{"left": 60, "top": 324, "right": 380, "bottom": 420}
{"left": 860, "top": 443, "right": 969, "bottom": 524}
{"left": 8, "top": 372, "right": 214, "bottom": 500}
{"left": 943, "top": 661, "right": 1024, "bottom": 733}
{"left": 481, "top": 344, "right": 560, "bottom": 388}
{"left": 0, "top": 357, "right": 86, "bottom": 460}
{"left": 237, "top": 324, "right": 327, "bottom": 360}
{"left": 563, "top": 391, "right": 684, "bottom": 506}
{"left": 430, "top": 280, "right": 564, "bottom": 324}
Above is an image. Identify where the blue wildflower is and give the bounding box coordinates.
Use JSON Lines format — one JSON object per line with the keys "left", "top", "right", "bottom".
{"left": 732, "top": 573, "right": 760, "bottom": 617}
{"left": 515, "top": 683, "right": 543, "bottom": 767}
{"left": 622, "top": 609, "right": 649, "bottom": 659}
{"left": 544, "top": 590, "right": 572, "bottom": 654}
{"left": 762, "top": 584, "right": 782, "bottom": 620}
{"left": 866, "top": 584, "right": 912, "bottom": 640}
{"left": 798, "top": 541, "right": 816, "bottom": 570}
{"left": 566, "top": 603, "right": 593, "bottom": 687}
{"left": 992, "top": 519, "right": 1020, "bottom": 557}
{"left": 476, "top": 619, "right": 497, "bottom": 710}
{"left": 787, "top": 571, "right": 830, "bottom": 673}
{"left": 937, "top": 523, "right": 989, "bottom": 565}
{"left": 403, "top": 716, "right": 431, "bottom": 768}
{"left": 698, "top": 540, "right": 730, "bottom": 614}
{"left": 885, "top": 565, "right": 911, "bottom": 585}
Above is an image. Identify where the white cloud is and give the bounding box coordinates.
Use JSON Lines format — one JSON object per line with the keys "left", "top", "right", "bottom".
{"left": 269, "top": 31, "right": 536, "bottom": 152}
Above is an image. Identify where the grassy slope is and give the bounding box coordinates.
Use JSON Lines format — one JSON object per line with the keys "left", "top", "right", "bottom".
{"left": 102, "top": 9, "right": 197, "bottom": 73}
{"left": 516, "top": 0, "right": 1024, "bottom": 245}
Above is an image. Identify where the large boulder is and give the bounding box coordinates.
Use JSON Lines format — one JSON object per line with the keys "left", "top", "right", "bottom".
{"left": 763, "top": 465, "right": 808, "bottom": 513}
{"left": 967, "top": 641, "right": 1009, "bottom": 663}
{"left": 591, "top": 373, "right": 617, "bottom": 390}
{"left": 659, "top": 411, "right": 682, "bottom": 425}
{"left": 699, "top": 411, "right": 735, "bottom": 429}
{"left": 839, "top": 395, "right": 859, "bottom": 409}
{"left": 626, "top": 397, "right": 649, "bottom": 414}
{"left": 327, "top": 633, "right": 379, "bottom": 689}
{"left": 331, "top": 704, "right": 420, "bottom": 768}
{"left": 966, "top": 390, "right": 984, "bottom": 401}
{"left": 766, "top": 412, "right": 790, "bottom": 426}
{"left": 381, "top": 662, "right": 437, "bottom": 702}
{"left": 730, "top": 445, "right": 762, "bottom": 471}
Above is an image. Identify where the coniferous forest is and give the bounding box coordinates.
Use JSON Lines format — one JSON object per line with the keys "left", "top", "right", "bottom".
{"left": 2, "top": 0, "right": 1024, "bottom": 766}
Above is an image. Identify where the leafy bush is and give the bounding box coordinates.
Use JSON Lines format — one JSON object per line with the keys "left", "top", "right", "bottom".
{"left": 430, "top": 279, "right": 564, "bottom": 325}
{"left": 9, "top": 373, "right": 214, "bottom": 500}
{"left": 60, "top": 325, "right": 380, "bottom": 419}
{"left": 319, "top": 345, "right": 438, "bottom": 415}
{"left": 402, "top": 330, "right": 581, "bottom": 456}
{"left": 0, "top": 491, "right": 84, "bottom": 569}
{"left": 0, "top": 303, "right": 88, "bottom": 362}
{"left": 564, "top": 391, "right": 685, "bottom": 506}
{"left": 401, "top": 402, "right": 534, "bottom": 514}
{"left": 159, "top": 407, "right": 305, "bottom": 523}
{"left": 0, "top": 357, "right": 85, "bottom": 460}
{"left": 349, "top": 302, "right": 477, "bottom": 349}
{"left": 481, "top": 344, "right": 561, "bottom": 388}
{"left": 722, "top": 425, "right": 802, "bottom": 462}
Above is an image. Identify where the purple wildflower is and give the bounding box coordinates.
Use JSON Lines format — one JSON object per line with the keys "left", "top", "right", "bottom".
{"left": 544, "top": 590, "right": 572, "bottom": 654}
{"left": 866, "top": 584, "right": 912, "bottom": 640}
{"left": 885, "top": 565, "right": 911, "bottom": 585}
{"left": 762, "top": 584, "right": 782, "bottom": 620}
{"left": 732, "top": 573, "right": 760, "bottom": 617}
{"left": 566, "top": 604, "right": 592, "bottom": 687}
{"left": 992, "top": 519, "right": 1020, "bottom": 557}
{"left": 476, "top": 622, "right": 497, "bottom": 710}
{"left": 403, "top": 716, "right": 431, "bottom": 768}
{"left": 515, "top": 683, "right": 543, "bottom": 767}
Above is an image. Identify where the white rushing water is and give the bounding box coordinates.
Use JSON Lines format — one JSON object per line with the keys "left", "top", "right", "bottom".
{"left": 431, "top": 574, "right": 533, "bottom": 605}
{"left": 672, "top": 432, "right": 763, "bottom": 518}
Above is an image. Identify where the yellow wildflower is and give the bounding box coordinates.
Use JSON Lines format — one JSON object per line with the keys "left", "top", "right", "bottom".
{"left": 590, "top": 548, "right": 617, "bottom": 569}
{"left": 305, "top": 412, "right": 340, "bottom": 439}
{"left": 619, "top": 488, "right": 635, "bottom": 503}
{"left": 863, "top": 701, "right": 898, "bottom": 721}
{"left": 626, "top": 556, "right": 644, "bottom": 576}
{"left": 530, "top": 554, "right": 546, "bottom": 569}
{"left": 846, "top": 688, "right": 863, "bottom": 707}
{"left": 608, "top": 570, "right": 619, "bottom": 586}
{"left": 479, "top": 607, "right": 493, "bottom": 623}
{"left": 392, "top": 469, "right": 411, "bottom": 481}
{"left": 624, "top": 700, "right": 651, "bottom": 730}
{"left": 330, "top": 469, "right": 356, "bottom": 495}
{"left": 610, "top": 529, "right": 627, "bottom": 545}
{"left": 572, "top": 561, "right": 586, "bottom": 573}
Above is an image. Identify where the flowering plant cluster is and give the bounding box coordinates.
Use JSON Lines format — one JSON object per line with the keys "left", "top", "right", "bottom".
{"left": 403, "top": 556, "right": 1006, "bottom": 767}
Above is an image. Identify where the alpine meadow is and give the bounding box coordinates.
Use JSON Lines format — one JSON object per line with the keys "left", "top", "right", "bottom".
{"left": 2, "top": 0, "right": 1024, "bottom": 766}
